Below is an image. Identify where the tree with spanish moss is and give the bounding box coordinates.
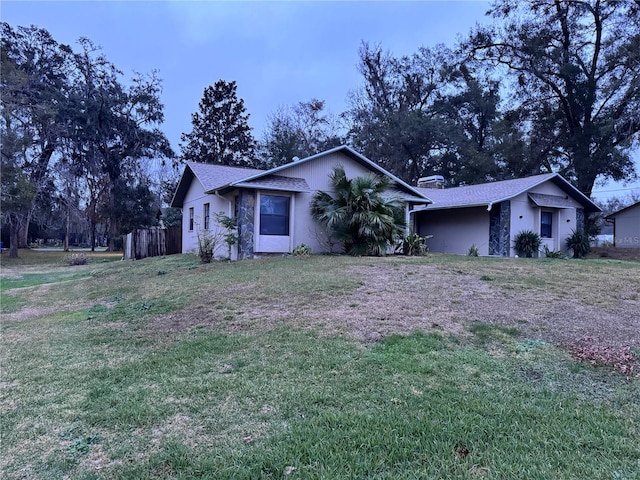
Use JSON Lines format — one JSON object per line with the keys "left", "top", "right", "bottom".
{"left": 464, "top": 0, "right": 640, "bottom": 197}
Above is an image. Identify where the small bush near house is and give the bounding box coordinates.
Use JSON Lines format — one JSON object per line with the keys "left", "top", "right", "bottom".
{"left": 196, "top": 229, "right": 218, "bottom": 264}
{"left": 513, "top": 230, "right": 541, "bottom": 258}
{"left": 467, "top": 244, "right": 479, "bottom": 257}
{"left": 543, "top": 245, "right": 563, "bottom": 258}
{"left": 565, "top": 229, "right": 591, "bottom": 258}
{"left": 214, "top": 212, "right": 238, "bottom": 260}
{"left": 398, "top": 233, "right": 431, "bottom": 256}
{"left": 292, "top": 243, "right": 312, "bottom": 256}
{"left": 66, "top": 253, "right": 88, "bottom": 266}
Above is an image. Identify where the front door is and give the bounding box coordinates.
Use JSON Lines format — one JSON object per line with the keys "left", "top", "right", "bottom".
{"left": 256, "top": 192, "right": 292, "bottom": 253}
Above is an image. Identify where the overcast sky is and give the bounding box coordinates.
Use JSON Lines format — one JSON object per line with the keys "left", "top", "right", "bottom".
{"left": 3, "top": 0, "right": 639, "bottom": 200}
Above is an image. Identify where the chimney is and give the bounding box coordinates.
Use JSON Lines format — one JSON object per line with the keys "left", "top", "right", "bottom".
{"left": 417, "top": 175, "right": 445, "bottom": 189}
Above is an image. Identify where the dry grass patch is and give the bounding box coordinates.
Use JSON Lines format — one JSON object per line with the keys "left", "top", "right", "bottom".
{"left": 142, "top": 256, "right": 638, "bottom": 354}
{"left": 1, "top": 253, "right": 639, "bottom": 479}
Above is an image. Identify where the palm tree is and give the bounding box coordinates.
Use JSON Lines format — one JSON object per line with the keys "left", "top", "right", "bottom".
{"left": 311, "top": 165, "right": 406, "bottom": 255}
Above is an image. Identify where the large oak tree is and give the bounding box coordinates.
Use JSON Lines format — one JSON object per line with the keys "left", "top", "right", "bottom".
{"left": 465, "top": 0, "right": 640, "bottom": 196}
{"left": 2, "top": 23, "right": 174, "bottom": 252}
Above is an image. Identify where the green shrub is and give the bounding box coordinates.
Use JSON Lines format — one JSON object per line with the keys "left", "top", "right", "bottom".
{"left": 543, "top": 245, "right": 563, "bottom": 258}
{"left": 196, "top": 229, "right": 217, "bottom": 264}
{"left": 565, "top": 229, "right": 591, "bottom": 258}
{"left": 467, "top": 244, "right": 479, "bottom": 257}
{"left": 214, "top": 212, "right": 238, "bottom": 260}
{"left": 113, "top": 236, "right": 124, "bottom": 251}
{"left": 292, "top": 243, "right": 312, "bottom": 256}
{"left": 513, "top": 230, "right": 541, "bottom": 258}
{"left": 398, "top": 233, "right": 431, "bottom": 256}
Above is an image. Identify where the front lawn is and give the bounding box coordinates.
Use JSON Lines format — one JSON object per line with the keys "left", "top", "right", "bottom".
{"left": 1, "top": 254, "right": 638, "bottom": 479}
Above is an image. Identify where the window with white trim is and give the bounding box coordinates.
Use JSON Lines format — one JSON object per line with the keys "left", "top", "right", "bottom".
{"left": 203, "top": 203, "right": 210, "bottom": 230}
{"left": 540, "top": 211, "right": 553, "bottom": 238}
{"left": 259, "top": 195, "right": 290, "bottom": 235}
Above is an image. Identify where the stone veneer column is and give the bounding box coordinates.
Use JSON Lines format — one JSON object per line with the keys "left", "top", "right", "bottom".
{"left": 576, "top": 208, "right": 585, "bottom": 232}
{"left": 489, "top": 200, "right": 511, "bottom": 256}
{"left": 236, "top": 190, "right": 255, "bottom": 260}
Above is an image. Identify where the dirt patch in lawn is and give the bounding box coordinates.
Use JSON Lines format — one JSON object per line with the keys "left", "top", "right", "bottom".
{"left": 146, "top": 261, "right": 639, "bottom": 359}
{"left": 589, "top": 247, "right": 640, "bottom": 262}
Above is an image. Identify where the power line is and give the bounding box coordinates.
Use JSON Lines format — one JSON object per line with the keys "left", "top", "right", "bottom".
{"left": 592, "top": 186, "right": 640, "bottom": 194}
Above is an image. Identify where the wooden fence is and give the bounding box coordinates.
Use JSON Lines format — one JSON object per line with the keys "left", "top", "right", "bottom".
{"left": 124, "top": 226, "right": 182, "bottom": 260}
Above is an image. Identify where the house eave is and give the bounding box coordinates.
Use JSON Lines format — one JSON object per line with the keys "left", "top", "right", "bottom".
{"left": 230, "top": 184, "right": 311, "bottom": 193}
{"left": 230, "top": 145, "right": 433, "bottom": 204}
{"left": 170, "top": 164, "right": 195, "bottom": 208}
{"left": 414, "top": 203, "right": 491, "bottom": 213}
{"left": 605, "top": 201, "right": 640, "bottom": 219}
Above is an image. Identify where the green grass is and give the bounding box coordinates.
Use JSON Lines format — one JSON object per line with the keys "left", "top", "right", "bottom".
{"left": 1, "top": 254, "right": 639, "bottom": 479}
{"left": 0, "top": 248, "right": 122, "bottom": 266}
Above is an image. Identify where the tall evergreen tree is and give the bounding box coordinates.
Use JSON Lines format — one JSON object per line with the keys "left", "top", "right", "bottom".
{"left": 180, "top": 80, "right": 258, "bottom": 167}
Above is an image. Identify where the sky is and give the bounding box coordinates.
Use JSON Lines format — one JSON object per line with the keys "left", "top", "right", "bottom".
{"left": 3, "top": 0, "right": 639, "bottom": 201}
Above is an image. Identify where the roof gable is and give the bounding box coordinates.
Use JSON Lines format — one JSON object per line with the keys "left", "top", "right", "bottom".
{"left": 171, "top": 146, "right": 434, "bottom": 207}
{"left": 244, "top": 145, "right": 431, "bottom": 202}
{"left": 171, "top": 162, "right": 265, "bottom": 207}
{"left": 605, "top": 201, "right": 640, "bottom": 219}
{"left": 415, "top": 173, "right": 601, "bottom": 212}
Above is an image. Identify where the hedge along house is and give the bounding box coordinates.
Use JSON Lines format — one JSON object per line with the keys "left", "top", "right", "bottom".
{"left": 171, "top": 146, "right": 433, "bottom": 259}
{"left": 605, "top": 201, "right": 640, "bottom": 248}
{"left": 412, "top": 173, "right": 601, "bottom": 257}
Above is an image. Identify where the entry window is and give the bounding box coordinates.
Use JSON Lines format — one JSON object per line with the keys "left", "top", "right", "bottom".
{"left": 203, "top": 203, "right": 210, "bottom": 230}
{"left": 189, "top": 207, "right": 194, "bottom": 231}
{"left": 260, "top": 195, "right": 290, "bottom": 235}
{"left": 541, "top": 211, "right": 553, "bottom": 238}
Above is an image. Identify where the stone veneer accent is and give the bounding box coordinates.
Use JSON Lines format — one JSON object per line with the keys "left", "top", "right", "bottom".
{"left": 576, "top": 208, "right": 585, "bottom": 232}
{"left": 489, "top": 200, "right": 511, "bottom": 256}
{"left": 236, "top": 190, "right": 255, "bottom": 259}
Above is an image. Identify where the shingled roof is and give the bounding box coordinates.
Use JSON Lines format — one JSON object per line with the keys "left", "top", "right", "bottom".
{"left": 233, "top": 174, "right": 310, "bottom": 192}
{"left": 171, "top": 146, "right": 433, "bottom": 208}
{"left": 414, "top": 173, "right": 600, "bottom": 212}
{"left": 171, "top": 163, "right": 265, "bottom": 208}
{"left": 187, "top": 162, "right": 264, "bottom": 192}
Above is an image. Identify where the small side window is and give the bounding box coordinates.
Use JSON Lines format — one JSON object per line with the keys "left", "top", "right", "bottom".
{"left": 203, "top": 203, "right": 210, "bottom": 230}
{"left": 189, "top": 207, "right": 194, "bottom": 231}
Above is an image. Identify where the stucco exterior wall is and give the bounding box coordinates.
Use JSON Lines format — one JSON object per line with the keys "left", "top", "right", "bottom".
{"left": 613, "top": 203, "right": 640, "bottom": 247}
{"left": 181, "top": 179, "right": 235, "bottom": 258}
{"left": 414, "top": 180, "right": 589, "bottom": 257}
{"left": 268, "top": 153, "right": 375, "bottom": 254}
{"left": 417, "top": 207, "right": 490, "bottom": 255}
{"left": 510, "top": 183, "right": 581, "bottom": 255}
